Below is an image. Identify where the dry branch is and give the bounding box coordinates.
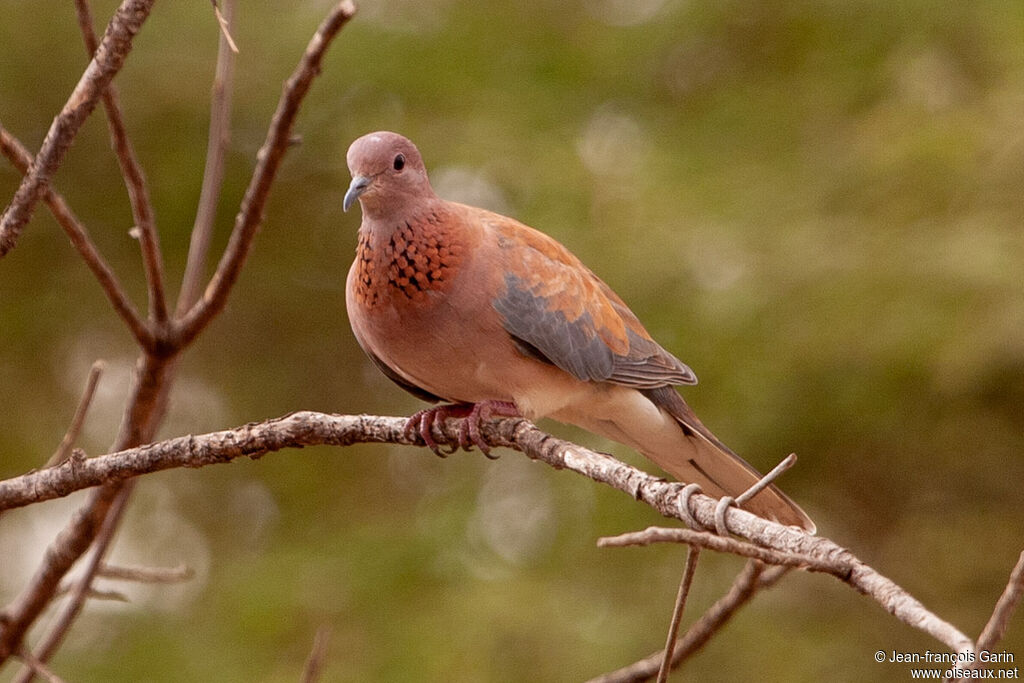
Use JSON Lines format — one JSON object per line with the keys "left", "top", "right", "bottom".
{"left": 0, "top": 124, "right": 152, "bottom": 346}
{"left": 977, "top": 550, "right": 1024, "bottom": 652}
{"left": 73, "top": 0, "right": 168, "bottom": 323}
{"left": 0, "top": 411, "right": 981, "bottom": 659}
{"left": 173, "top": 0, "right": 357, "bottom": 346}
{"left": 177, "top": 0, "right": 238, "bottom": 315}
{"left": 47, "top": 361, "right": 105, "bottom": 468}
{"left": 587, "top": 562, "right": 788, "bottom": 683}
{"left": 598, "top": 526, "right": 850, "bottom": 575}
{"left": 0, "top": 0, "right": 157, "bottom": 257}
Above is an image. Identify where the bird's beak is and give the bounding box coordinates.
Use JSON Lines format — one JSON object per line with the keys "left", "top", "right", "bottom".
{"left": 343, "top": 175, "right": 372, "bottom": 212}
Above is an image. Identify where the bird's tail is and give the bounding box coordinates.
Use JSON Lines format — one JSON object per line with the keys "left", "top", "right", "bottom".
{"left": 557, "top": 385, "right": 815, "bottom": 532}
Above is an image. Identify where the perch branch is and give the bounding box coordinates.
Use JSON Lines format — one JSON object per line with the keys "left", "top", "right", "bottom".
{"left": 73, "top": 0, "right": 168, "bottom": 324}
{"left": 0, "top": 0, "right": 157, "bottom": 257}
{"left": 0, "top": 412, "right": 979, "bottom": 659}
{"left": 173, "top": 0, "right": 357, "bottom": 346}
{"left": 0, "top": 124, "right": 152, "bottom": 347}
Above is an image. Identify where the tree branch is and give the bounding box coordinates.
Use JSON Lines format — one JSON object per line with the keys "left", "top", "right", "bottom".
{"left": 73, "top": 0, "right": 168, "bottom": 324}
{"left": 0, "top": 0, "right": 157, "bottom": 257}
{"left": 977, "top": 550, "right": 1024, "bottom": 652}
{"left": 587, "top": 562, "right": 788, "bottom": 683}
{"left": 0, "top": 411, "right": 981, "bottom": 659}
{"left": 598, "top": 526, "right": 850, "bottom": 576}
{"left": 176, "top": 0, "right": 237, "bottom": 316}
{"left": 47, "top": 360, "right": 105, "bottom": 468}
{"left": 12, "top": 486, "right": 132, "bottom": 683}
{"left": 0, "top": 124, "right": 153, "bottom": 347}
{"left": 172, "top": 0, "right": 357, "bottom": 346}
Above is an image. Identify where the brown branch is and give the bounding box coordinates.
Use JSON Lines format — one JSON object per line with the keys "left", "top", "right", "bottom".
{"left": 300, "top": 626, "right": 331, "bottom": 683}
{"left": 73, "top": 0, "right": 168, "bottom": 324}
{"left": 0, "top": 483, "right": 122, "bottom": 662}
{"left": 172, "top": 0, "right": 357, "bottom": 346}
{"left": 13, "top": 486, "right": 133, "bottom": 683}
{"left": 587, "top": 562, "right": 787, "bottom": 683}
{"left": 177, "top": 0, "right": 237, "bottom": 315}
{"left": 0, "top": 411, "right": 981, "bottom": 659}
{"left": 977, "top": 550, "right": 1024, "bottom": 652}
{"left": 657, "top": 548, "right": 700, "bottom": 683}
{"left": 0, "top": 124, "right": 153, "bottom": 347}
{"left": 0, "top": 0, "right": 157, "bottom": 257}
{"left": 47, "top": 360, "right": 105, "bottom": 468}
{"left": 0, "top": 352, "right": 173, "bottom": 664}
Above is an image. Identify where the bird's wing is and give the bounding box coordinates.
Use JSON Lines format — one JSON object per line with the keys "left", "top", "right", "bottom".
{"left": 487, "top": 215, "right": 696, "bottom": 389}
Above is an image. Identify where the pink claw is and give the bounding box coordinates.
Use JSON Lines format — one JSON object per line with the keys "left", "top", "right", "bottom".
{"left": 405, "top": 401, "right": 519, "bottom": 457}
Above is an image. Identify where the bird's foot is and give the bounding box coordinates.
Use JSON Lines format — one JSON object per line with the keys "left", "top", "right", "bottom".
{"left": 404, "top": 401, "right": 520, "bottom": 458}
{"left": 405, "top": 404, "right": 472, "bottom": 457}
{"left": 458, "top": 400, "right": 520, "bottom": 459}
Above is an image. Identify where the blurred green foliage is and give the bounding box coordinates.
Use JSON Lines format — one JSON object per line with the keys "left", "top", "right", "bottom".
{"left": 1, "top": 0, "right": 1022, "bottom": 681}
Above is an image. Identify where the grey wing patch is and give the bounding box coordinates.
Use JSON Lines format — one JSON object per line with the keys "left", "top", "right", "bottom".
{"left": 494, "top": 273, "right": 697, "bottom": 388}
{"left": 608, "top": 330, "right": 697, "bottom": 388}
{"left": 365, "top": 350, "right": 444, "bottom": 403}
{"left": 492, "top": 274, "right": 615, "bottom": 383}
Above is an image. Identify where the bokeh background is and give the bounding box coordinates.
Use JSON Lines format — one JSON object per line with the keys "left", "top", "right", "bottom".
{"left": 1, "top": 0, "right": 1022, "bottom": 680}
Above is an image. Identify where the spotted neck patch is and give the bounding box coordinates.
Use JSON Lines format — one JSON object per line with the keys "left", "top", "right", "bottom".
{"left": 353, "top": 210, "right": 465, "bottom": 307}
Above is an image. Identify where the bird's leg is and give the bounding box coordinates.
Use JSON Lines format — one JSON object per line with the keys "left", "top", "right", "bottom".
{"left": 404, "top": 403, "right": 474, "bottom": 456}
{"left": 404, "top": 401, "right": 520, "bottom": 458}
{"left": 459, "top": 400, "right": 520, "bottom": 459}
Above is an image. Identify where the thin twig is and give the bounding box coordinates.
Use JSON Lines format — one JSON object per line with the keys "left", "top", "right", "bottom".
{"left": 977, "top": 550, "right": 1024, "bottom": 652}
{"left": 0, "top": 352, "right": 173, "bottom": 665}
{"left": 0, "top": 0, "right": 158, "bottom": 257}
{"left": 587, "top": 562, "right": 785, "bottom": 683}
{"left": 173, "top": 0, "right": 358, "bottom": 347}
{"left": 658, "top": 548, "right": 700, "bottom": 683}
{"left": 13, "top": 651, "right": 66, "bottom": 683}
{"left": 300, "top": 626, "right": 331, "bottom": 683}
{"left": 53, "top": 585, "right": 130, "bottom": 603}
{"left": 13, "top": 485, "right": 133, "bottom": 683}
{"left": 736, "top": 453, "right": 796, "bottom": 506}
{"left": 73, "top": 0, "right": 168, "bottom": 325}
{"left": 598, "top": 527, "right": 850, "bottom": 576}
{"left": 47, "top": 360, "right": 105, "bottom": 468}
{"left": 0, "top": 3, "right": 356, "bottom": 663}
{"left": 177, "top": 0, "right": 238, "bottom": 315}
{"left": 210, "top": 0, "right": 239, "bottom": 53}
{"left": 98, "top": 562, "right": 195, "bottom": 584}
{"left": 0, "top": 124, "right": 153, "bottom": 347}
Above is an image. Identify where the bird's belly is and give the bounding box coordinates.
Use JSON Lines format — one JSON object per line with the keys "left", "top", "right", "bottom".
{"left": 350, "top": 289, "right": 589, "bottom": 417}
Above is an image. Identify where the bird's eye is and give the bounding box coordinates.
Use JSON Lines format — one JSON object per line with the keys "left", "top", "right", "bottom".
{"left": 393, "top": 154, "right": 406, "bottom": 171}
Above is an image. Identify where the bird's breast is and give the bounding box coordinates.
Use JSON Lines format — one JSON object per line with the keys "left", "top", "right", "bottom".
{"left": 350, "top": 213, "right": 467, "bottom": 311}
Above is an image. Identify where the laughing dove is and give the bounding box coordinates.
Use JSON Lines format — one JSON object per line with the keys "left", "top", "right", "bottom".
{"left": 342, "top": 131, "right": 814, "bottom": 532}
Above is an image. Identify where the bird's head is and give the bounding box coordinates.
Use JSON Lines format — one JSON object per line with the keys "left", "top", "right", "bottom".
{"left": 343, "top": 131, "right": 433, "bottom": 217}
